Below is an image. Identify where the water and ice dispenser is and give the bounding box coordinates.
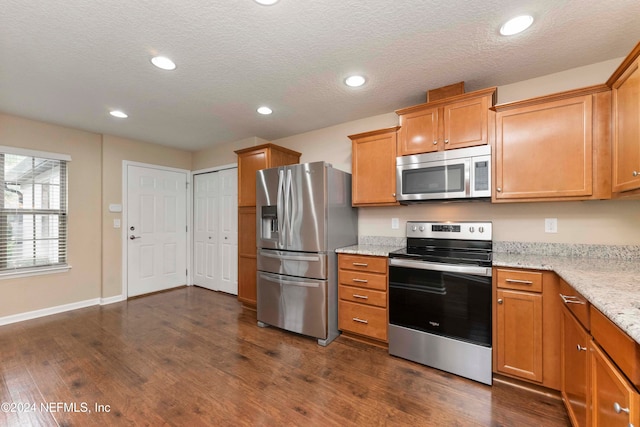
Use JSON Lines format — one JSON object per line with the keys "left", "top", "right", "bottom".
{"left": 261, "top": 205, "right": 279, "bottom": 241}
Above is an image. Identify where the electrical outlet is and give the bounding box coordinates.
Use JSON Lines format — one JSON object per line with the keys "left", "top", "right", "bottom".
{"left": 391, "top": 218, "right": 400, "bottom": 229}
{"left": 544, "top": 218, "right": 558, "bottom": 233}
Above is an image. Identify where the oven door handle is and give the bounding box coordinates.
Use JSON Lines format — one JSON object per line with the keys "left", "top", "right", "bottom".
{"left": 389, "top": 258, "right": 492, "bottom": 277}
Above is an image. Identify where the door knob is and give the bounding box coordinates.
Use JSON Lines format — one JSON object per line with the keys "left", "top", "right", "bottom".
{"left": 444, "top": 139, "right": 449, "bottom": 144}
{"left": 432, "top": 141, "right": 437, "bottom": 145}
{"left": 130, "top": 226, "right": 135, "bottom": 231}
{"left": 497, "top": 299, "right": 503, "bottom": 304}
{"left": 130, "top": 235, "right": 141, "bottom": 240}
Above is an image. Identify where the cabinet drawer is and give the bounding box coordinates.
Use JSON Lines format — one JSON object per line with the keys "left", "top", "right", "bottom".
{"left": 339, "top": 285, "right": 386, "bottom": 308}
{"left": 338, "top": 254, "right": 387, "bottom": 274}
{"left": 559, "top": 279, "right": 590, "bottom": 330}
{"left": 338, "top": 300, "right": 387, "bottom": 342}
{"left": 496, "top": 268, "right": 542, "bottom": 292}
{"left": 591, "top": 306, "right": 640, "bottom": 388}
{"left": 338, "top": 270, "right": 387, "bottom": 291}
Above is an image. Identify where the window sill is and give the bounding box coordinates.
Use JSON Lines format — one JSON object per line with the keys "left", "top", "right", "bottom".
{"left": 0, "top": 265, "right": 72, "bottom": 280}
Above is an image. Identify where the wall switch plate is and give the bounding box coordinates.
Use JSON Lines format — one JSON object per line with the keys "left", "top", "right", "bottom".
{"left": 113, "top": 219, "right": 121, "bottom": 229}
{"left": 391, "top": 218, "right": 400, "bottom": 229}
{"left": 544, "top": 218, "right": 558, "bottom": 233}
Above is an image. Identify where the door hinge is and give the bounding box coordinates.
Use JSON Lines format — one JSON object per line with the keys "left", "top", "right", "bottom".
{"left": 186, "top": 225, "right": 188, "bottom": 232}
{"left": 186, "top": 269, "right": 188, "bottom": 276}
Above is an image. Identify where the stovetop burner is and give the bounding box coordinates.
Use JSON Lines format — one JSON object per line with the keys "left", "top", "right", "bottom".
{"left": 388, "top": 221, "right": 493, "bottom": 267}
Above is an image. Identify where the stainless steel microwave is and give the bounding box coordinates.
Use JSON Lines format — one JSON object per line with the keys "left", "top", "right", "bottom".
{"left": 396, "top": 145, "right": 491, "bottom": 203}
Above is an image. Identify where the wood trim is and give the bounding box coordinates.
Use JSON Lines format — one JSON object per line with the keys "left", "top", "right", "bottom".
{"left": 607, "top": 41, "right": 640, "bottom": 87}
{"left": 234, "top": 143, "right": 301, "bottom": 157}
{"left": 492, "top": 84, "right": 610, "bottom": 112}
{"left": 348, "top": 126, "right": 400, "bottom": 140}
{"left": 427, "top": 81, "right": 465, "bottom": 102}
{"left": 395, "top": 87, "right": 497, "bottom": 115}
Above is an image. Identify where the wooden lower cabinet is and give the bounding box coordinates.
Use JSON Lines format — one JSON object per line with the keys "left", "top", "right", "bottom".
{"left": 337, "top": 254, "right": 388, "bottom": 343}
{"left": 237, "top": 255, "right": 256, "bottom": 306}
{"left": 496, "top": 289, "right": 543, "bottom": 382}
{"left": 591, "top": 341, "right": 640, "bottom": 427}
{"left": 237, "top": 206, "right": 257, "bottom": 306}
{"left": 561, "top": 306, "right": 591, "bottom": 427}
{"left": 493, "top": 268, "right": 561, "bottom": 389}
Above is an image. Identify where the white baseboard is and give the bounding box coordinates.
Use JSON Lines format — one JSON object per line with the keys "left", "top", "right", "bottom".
{"left": 0, "top": 294, "right": 127, "bottom": 326}
{"left": 100, "top": 294, "right": 126, "bottom": 305}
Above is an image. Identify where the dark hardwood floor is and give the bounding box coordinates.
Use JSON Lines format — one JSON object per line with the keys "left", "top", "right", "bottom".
{"left": 0, "top": 287, "right": 570, "bottom": 426}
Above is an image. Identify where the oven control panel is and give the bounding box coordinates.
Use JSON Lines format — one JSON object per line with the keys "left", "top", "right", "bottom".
{"left": 406, "top": 221, "right": 492, "bottom": 241}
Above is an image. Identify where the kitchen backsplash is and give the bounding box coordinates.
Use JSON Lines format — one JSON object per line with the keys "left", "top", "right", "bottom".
{"left": 494, "top": 241, "right": 640, "bottom": 260}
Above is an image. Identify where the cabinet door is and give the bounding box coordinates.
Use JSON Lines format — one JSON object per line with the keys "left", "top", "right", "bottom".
{"left": 351, "top": 129, "right": 399, "bottom": 206}
{"left": 398, "top": 106, "right": 439, "bottom": 155}
{"left": 591, "top": 342, "right": 640, "bottom": 427}
{"left": 496, "top": 289, "right": 543, "bottom": 382}
{"left": 443, "top": 94, "right": 489, "bottom": 150}
{"left": 562, "top": 307, "right": 590, "bottom": 427}
{"left": 237, "top": 207, "right": 257, "bottom": 306}
{"left": 237, "top": 149, "right": 268, "bottom": 207}
{"left": 495, "top": 95, "right": 593, "bottom": 199}
{"left": 612, "top": 57, "right": 640, "bottom": 193}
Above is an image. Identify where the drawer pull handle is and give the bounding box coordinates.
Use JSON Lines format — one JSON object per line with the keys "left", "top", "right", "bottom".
{"left": 352, "top": 278, "right": 368, "bottom": 283}
{"left": 614, "top": 402, "right": 630, "bottom": 414}
{"left": 352, "top": 262, "right": 368, "bottom": 267}
{"left": 506, "top": 279, "right": 533, "bottom": 285}
{"left": 576, "top": 345, "right": 587, "bottom": 352}
{"left": 353, "top": 294, "right": 369, "bottom": 300}
{"left": 560, "top": 294, "right": 586, "bottom": 305}
{"left": 352, "top": 317, "right": 368, "bottom": 324}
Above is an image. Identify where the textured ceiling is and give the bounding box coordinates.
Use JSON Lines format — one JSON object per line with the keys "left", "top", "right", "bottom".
{"left": 1, "top": 0, "right": 639, "bottom": 151}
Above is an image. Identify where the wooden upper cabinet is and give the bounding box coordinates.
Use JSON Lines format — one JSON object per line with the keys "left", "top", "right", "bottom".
{"left": 235, "top": 144, "right": 301, "bottom": 207}
{"left": 348, "top": 127, "right": 400, "bottom": 206}
{"left": 493, "top": 86, "right": 612, "bottom": 202}
{"left": 396, "top": 87, "right": 496, "bottom": 156}
{"left": 608, "top": 42, "right": 640, "bottom": 194}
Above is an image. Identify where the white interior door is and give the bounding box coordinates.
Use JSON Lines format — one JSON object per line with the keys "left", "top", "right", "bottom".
{"left": 127, "top": 165, "right": 187, "bottom": 297}
{"left": 193, "top": 168, "right": 238, "bottom": 294}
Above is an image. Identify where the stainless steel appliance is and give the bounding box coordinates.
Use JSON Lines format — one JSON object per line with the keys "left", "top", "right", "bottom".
{"left": 388, "top": 221, "right": 493, "bottom": 385}
{"left": 256, "top": 161, "right": 358, "bottom": 346}
{"left": 395, "top": 145, "right": 491, "bottom": 203}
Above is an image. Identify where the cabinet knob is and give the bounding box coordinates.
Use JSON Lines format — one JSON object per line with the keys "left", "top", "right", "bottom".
{"left": 444, "top": 139, "right": 449, "bottom": 144}
{"left": 496, "top": 187, "right": 502, "bottom": 192}
{"left": 614, "top": 402, "right": 630, "bottom": 414}
{"left": 432, "top": 140, "right": 438, "bottom": 145}
{"left": 497, "top": 298, "right": 503, "bottom": 304}
{"left": 392, "top": 193, "right": 396, "bottom": 197}
{"left": 633, "top": 171, "right": 638, "bottom": 177}
{"left": 576, "top": 344, "right": 587, "bottom": 352}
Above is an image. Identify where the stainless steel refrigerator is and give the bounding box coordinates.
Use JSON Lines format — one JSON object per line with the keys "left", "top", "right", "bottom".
{"left": 256, "top": 161, "right": 358, "bottom": 346}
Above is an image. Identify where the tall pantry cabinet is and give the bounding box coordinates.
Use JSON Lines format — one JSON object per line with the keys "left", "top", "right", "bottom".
{"left": 234, "top": 144, "right": 301, "bottom": 308}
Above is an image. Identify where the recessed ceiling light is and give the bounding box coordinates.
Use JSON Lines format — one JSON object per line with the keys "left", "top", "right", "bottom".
{"left": 500, "top": 15, "right": 534, "bottom": 36}
{"left": 345, "top": 75, "right": 366, "bottom": 87}
{"left": 257, "top": 106, "right": 273, "bottom": 115}
{"left": 254, "top": 0, "right": 279, "bottom": 5}
{"left": 151, "top": 56, "right": 177, "bottom": 71}
{"left": 109, "top": 110, "right": 128, "bottom": 119}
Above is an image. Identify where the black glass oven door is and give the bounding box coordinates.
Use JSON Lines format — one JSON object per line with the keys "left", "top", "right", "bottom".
{"left": 389, "top": 264, "right": 492, "bottom": 346}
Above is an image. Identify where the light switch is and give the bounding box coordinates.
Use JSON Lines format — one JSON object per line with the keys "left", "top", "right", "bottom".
{"left": 113, "top": 219, "right": 121, "bottom": 229}
{"left": 544, "top": 218, "right": 557, "bottom": 233}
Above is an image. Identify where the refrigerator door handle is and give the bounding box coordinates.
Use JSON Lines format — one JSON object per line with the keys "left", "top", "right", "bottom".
{"left": 259, "top": 273, "right": 320, "bottom": 288}
{"left": 285, "top": 168, "right": 293, "bottom": 247}
{"left": 258, "top": 249, "right": 321, "bottom": 262}
{"left": 277, "top": 169, "right": 285, "bottom": 248}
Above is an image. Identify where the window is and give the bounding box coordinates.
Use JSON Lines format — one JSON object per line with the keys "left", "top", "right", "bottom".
{"left": 0, "top": 146, "right": 70, "bottom": 276}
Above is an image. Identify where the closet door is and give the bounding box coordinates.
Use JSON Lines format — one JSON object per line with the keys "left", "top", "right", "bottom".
{"left": 193, "top": 169, "right": 238, "bottom": 293}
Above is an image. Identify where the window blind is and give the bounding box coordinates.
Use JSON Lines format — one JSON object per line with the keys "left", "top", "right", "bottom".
{"left": 0, "top": 151, "right": 68, "bottom": 273}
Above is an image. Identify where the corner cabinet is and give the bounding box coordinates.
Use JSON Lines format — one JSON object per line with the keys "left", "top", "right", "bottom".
{"left": 395, "top": 87, "right": 496, "bottom": 155}
{"left": 608, "top": 42, "right": 640, "bottom": 195}
{"left": 493, "top": 85, "right": 612, "bottom": 202}
{"left": 348, "top": 127, "right": 400, "bottom": 207}
{"left": 234, "top": 144, "right": 301, "bottom": 308}
{"left": 493, "top": 268, "right": 561, "bottom": 389}
{"left": 338, "top": 254, "right": 388, "bottom": 344}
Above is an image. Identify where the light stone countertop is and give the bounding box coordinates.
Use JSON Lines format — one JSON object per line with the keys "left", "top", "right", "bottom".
{"left": 335, "top": 242, "right": 640, "bottom": 346}
{"left": 493, "top": 252, "right": 640, "bottom": 346}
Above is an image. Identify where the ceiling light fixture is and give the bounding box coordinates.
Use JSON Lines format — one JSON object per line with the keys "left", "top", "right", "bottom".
{"left": 110, "top": 110, "right": 128, "bottom": 119}
{"left": 257, "top": 106, "right": 273, "bottom": 115}
{"left": 151, "top": 56, "right": 177, "bottom": 71}
{"left": 254, "top": 0, "right": 279, "bottom": 5}
{"left": 500, "top": 15, "right": 534, "bottom": 36}
{"left": 344, "top": 75, "right": 366, "bottom": 87}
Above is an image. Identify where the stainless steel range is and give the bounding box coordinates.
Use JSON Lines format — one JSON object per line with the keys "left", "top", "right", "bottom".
{"left": 388, "top": 221, "right": 493, "bottom": 385}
